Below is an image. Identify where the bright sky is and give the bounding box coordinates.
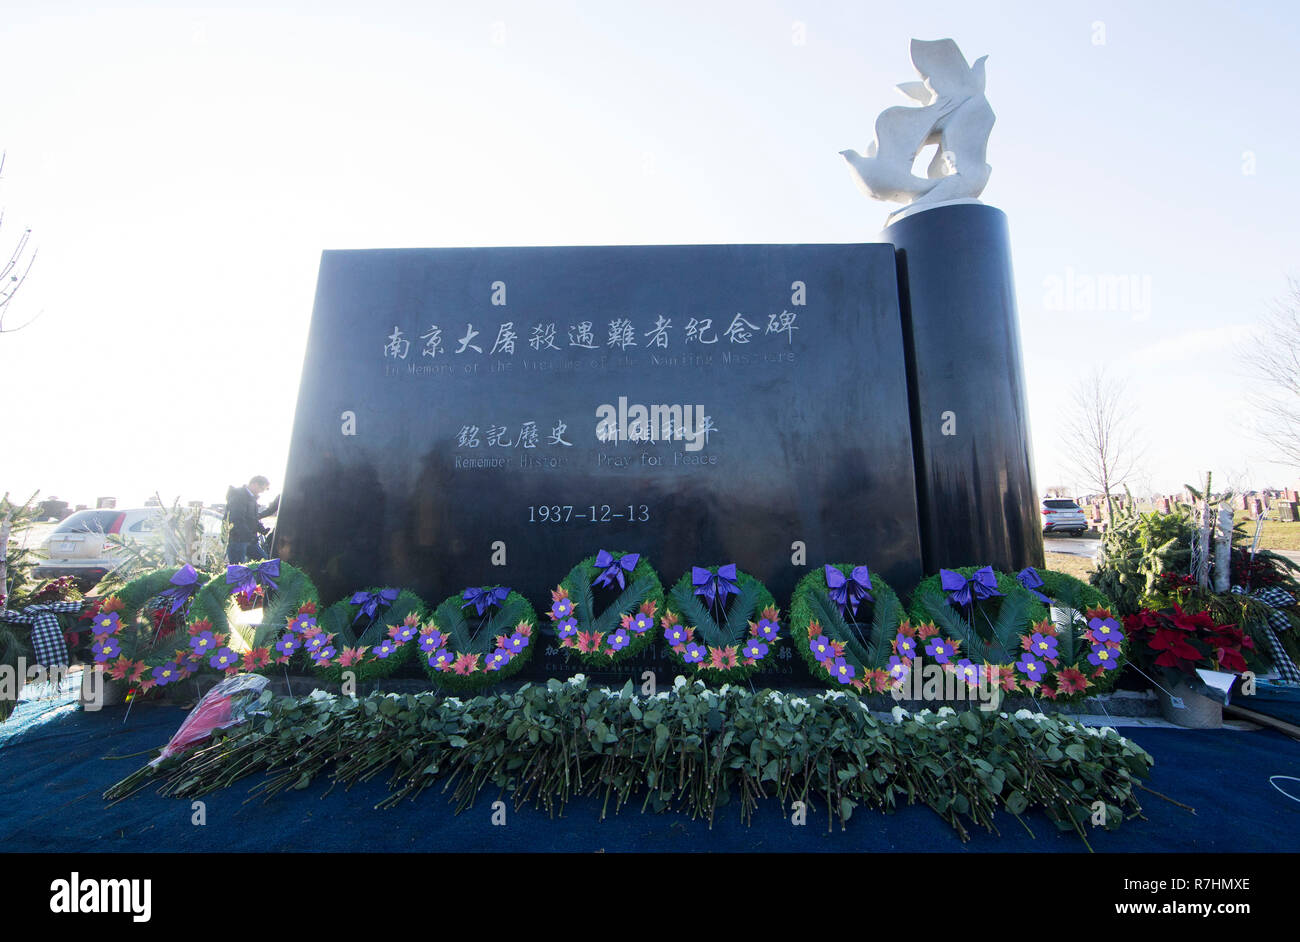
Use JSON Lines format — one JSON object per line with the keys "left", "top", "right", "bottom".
{"left": 2, "top": 0, "right": 1298, "bottom": 508}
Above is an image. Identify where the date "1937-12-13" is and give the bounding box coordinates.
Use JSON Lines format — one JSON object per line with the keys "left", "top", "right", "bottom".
{"left": 528, "top": 504, "right": 650, "bottom": 523}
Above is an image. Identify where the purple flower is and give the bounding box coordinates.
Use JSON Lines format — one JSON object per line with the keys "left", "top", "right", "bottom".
{"left": 629, "top": 611, "right": 654, "bottom": 633}
{"left": 809, "top": 635, "right": 834, "bottom": 662}
{"left": 1088, "top": 643, "right": 1119, "bottom": 671}
{"left": 743, "top": 639, "right": 769, "bottom": 660}
{"left": 373, "top": 640, "right": 396, "bottom": 659}
{"left": 209, "top": 647, "right": 238, "bottom": 670}
{"left": 924, "top": 639, "right": 954, "bottom": 664}
{"left": 756, "top": 617, "right": 780, "bottom": 642}
{"left": 550, "top": 598, "right": 573, "bottom": 619}
{"left": 1015, "top": 653, "right": 1046, "bottom": 682}
{"left": 1088, "top": 617, "right": 1124, "bottom": 644}
{"left": 505, "top": 632, "right": 527, "bottom": 654}
{"left": 275, "top": 634, "right": 299, "bottom": 656}
{"left": 190, "top": 630, "right": 217, "bottom": 654}
{"left": 419, "top": 630, "right": 445, "bottom": 652}
{"left": 304, "top": 633, "right": 328, "bottom": 653}
{"left": 557, "top": 617, "right": 578, "bottom": 639}
{"left": 392, "top": 624, "right": 417, "bottom": 643}
{"left": 288, "top": 615, "right": 316, "bottom": 634}
{"left": 607, "top": 628, "right": 631, "bottom": 652}
{"left": 954, "top": 659, "right": 981, "bottom": 685}
{"left": 1028, "top": 632, "right": 1058, "bottom": 659}
{"left": 312, "top": 646, "right": 336, "bottom": 665}
{"left": 485, "top": 648, "right": 511, "bottom": 671}
{"left": 664, "top": 623, "right": 688, "bottom": 646}
{"left": 92, "top": 612, "right": 121, "bottom": 636}
{"left": 151, "top": 664, "right": 178, "bottom": 686}
{"left": 830, "top": 657, "right": 856, "bottom": 684}
{"left": 895, "top": 633, "right": 918, "bottom": 659}
{"left": 683, "top": 642, "right": 706, "bottom": 663}
{"left": 92, "top": 638, "right": 120, "bottom": 662}
{"left": 429, "top": 649, "right": 453, "bottom": 670}
{"left": 887, "top": 655, "right": 910, "bottom": 683}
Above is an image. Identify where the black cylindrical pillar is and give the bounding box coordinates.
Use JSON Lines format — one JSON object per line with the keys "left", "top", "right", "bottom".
{"left": 881, "top": 203, "right": 1044, "bottom": 574}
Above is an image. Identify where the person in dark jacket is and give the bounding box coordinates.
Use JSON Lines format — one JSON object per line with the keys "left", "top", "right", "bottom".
{"left": 225, "top": 476, "right": 278, "bottom": 564}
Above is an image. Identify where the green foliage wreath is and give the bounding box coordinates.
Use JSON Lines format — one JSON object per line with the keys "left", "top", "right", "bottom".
{"left": 309, "top": 588, "right": 427, "bottom": 683}
{"left": 660, "top": 565, "right": 780, "bottom": 682}
{"left": 548, "top": 552, "right": 665, "bottom": 667}
{"left": 788, "top": 564, "right": 905, "bottom": 691}
{"left": 419, "top": 586, "right": 538, "bottom": 693}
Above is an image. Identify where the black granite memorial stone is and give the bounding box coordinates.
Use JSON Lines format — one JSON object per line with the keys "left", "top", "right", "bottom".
{"left": 275, "top": 244, "right": 926, "bottom": 621}
{"left": 882, "top": 204, "right": 1045, "bottom": 574}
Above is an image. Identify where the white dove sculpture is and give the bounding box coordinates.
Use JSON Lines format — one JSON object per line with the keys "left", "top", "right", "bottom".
{"left": 840, "top": 38, "right": 995, "bottom": 224}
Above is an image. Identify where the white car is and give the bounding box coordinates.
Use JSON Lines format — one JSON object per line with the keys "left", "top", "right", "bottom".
{"left": 1041, "top": 498, "right": 1088, "bottom": 536}
{"left": 34, "top": 507, "right": 225, "bottom": 589}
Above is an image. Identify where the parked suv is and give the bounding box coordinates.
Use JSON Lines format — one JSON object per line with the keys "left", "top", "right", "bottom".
{"left": 34, "top": 507, "right": 225, "bottom": 589}
{"left": 1041, "top": 498, "right": 1088, "bottom": 535}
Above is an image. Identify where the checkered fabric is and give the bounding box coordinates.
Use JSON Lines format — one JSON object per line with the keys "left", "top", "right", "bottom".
{"left": 1231, "top": 585, "right": 1300, "bottom": 685}
{"left": 0, "top": 601, "right": 82, "bottom": 667}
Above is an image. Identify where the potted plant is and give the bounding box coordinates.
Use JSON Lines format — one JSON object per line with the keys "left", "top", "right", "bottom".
{"left": 1122, "top": 603, "right": 1256, "bottom": 728}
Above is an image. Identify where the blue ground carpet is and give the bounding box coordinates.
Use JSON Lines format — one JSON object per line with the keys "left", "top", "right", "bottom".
{"left": 2, "top": 699, "right": 1297, "bottom": 852}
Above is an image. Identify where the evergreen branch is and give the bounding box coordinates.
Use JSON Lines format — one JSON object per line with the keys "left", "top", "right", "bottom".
{"left": 592, "top": 575, "right": 655, "bottom": 636}
{"left": 572, "top": 574, "right": 596, "bottom": 628}
{"left": 807, "top": 589, "right": 873, "bottom": 666}
{"left": 435, "top": 598, "right": 474, "bottom": 652}
{"left": 986, "top": 591, "right": 1031, "bottom": 663}
{"left": 670, "top": 584, "right": 727, "bottom": 647}
{"left": 722, "top": 580, "right": 762, "bottom": 644}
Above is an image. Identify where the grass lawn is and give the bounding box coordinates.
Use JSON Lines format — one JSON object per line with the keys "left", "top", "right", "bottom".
{"left": 1231, "top": 511, "right": 1300, "bottom": 551}
{"left": 1043, "top": 551, "right": 1095, "bottom": 580}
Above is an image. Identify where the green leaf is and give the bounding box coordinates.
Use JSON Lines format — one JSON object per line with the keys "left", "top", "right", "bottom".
{"left": 722, "top": 579, "right": 762, "bottom": 644}
{"left": 572, "top": 571, "right": 596, "bottom": 628}
{"left": 985, "top": 591, "right": 1031, "bottom": 662}
{"left": 867, "top": 592, "right": 904, "bottom": 668}
{"left": 592, "top": 575, "right": 655, "bottom": 636}
{"left": 918, "top": 590, "right": 971, "bottom": 642}
{"left": 435, "top": 597, "right": 474, "bottom": 652}
{"left": 477, "top": 597, "right": 530, "bottom": 650}
{"left": 807, "top": 586, "right": 873, "bottom": 666}
{"left": 670, "top": 583, "right": 727, "bottom": 647}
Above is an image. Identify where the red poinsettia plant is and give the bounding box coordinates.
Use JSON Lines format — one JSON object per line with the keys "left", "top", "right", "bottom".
{"left": 1123, "top": 603, "right": 1255, "bottom": 691}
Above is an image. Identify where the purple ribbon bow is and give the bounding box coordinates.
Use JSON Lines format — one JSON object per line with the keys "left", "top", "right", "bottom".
{"left": 592, "top": 550, "right": 640, "bottom": 590}
{"left": 158, "top": 564, "right": 200, "bottom": 615}
{"left": 462, "top": 585, "right": 510, "bottom": 616}
{"left": 693, "top": 564, "right": 739, "bottom": 606}
{"left": 350, "top": 587, "right": 400, "bottom": 624}
{"left": 225, "top": 558, "right": 281, "bottom": 596}
{"left": 940, "top": 566, "right": 1003, "bottom": 608}
{"left": 1016, "top": 567, "right": 1052, "bottom": 605}
{"left": 825, "top": 565, "right": 874, "bottom": 617}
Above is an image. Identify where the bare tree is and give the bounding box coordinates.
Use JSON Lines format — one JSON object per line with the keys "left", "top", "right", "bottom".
{"left": 0, "top": 152, "right": 38, "bottom": 334}
{"left": 1043, "top": 484, "right": 1072, "bottom": 498}
{"left": 1063, "top": 367, "right": 1145, "bottom": 519}
{"left": 1243, "top": 279, "right": 1300, "bottom": 471}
